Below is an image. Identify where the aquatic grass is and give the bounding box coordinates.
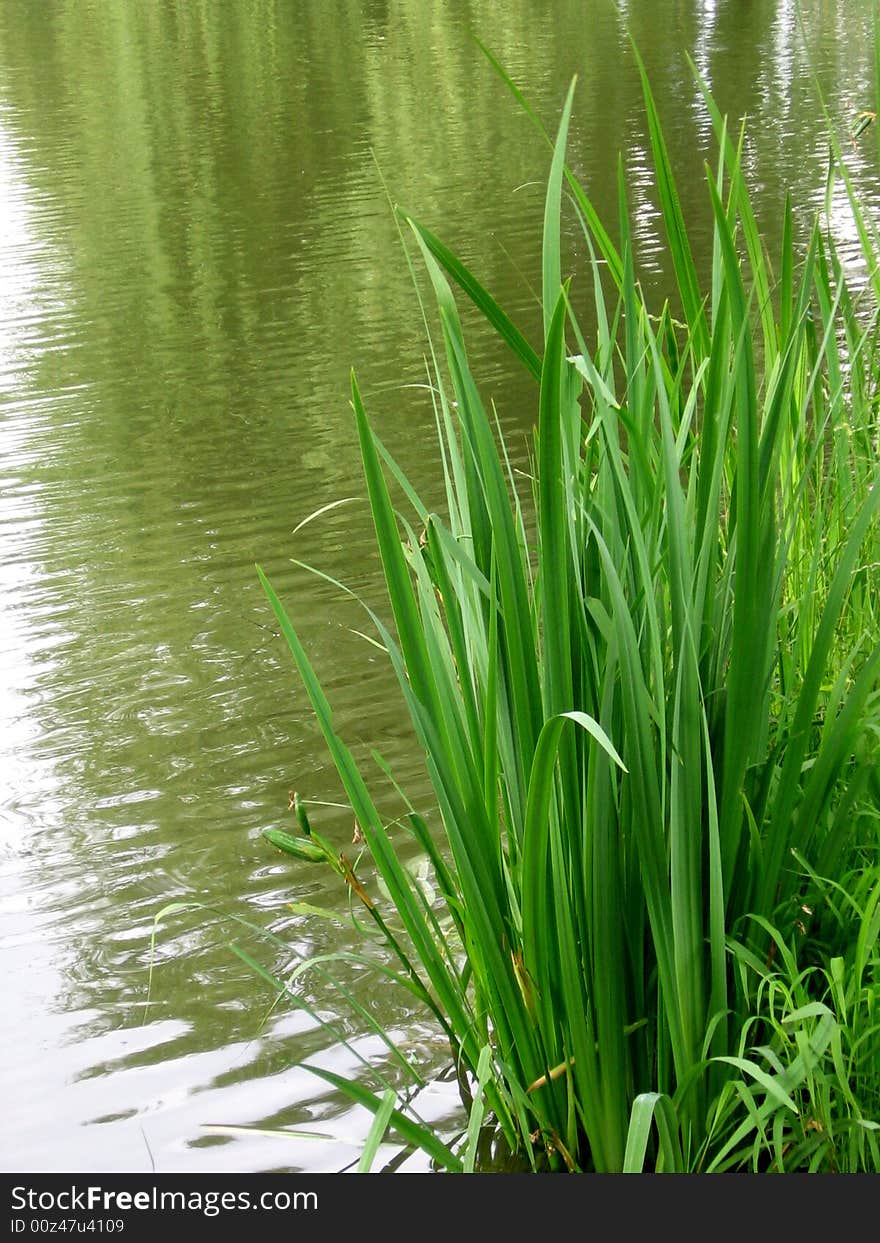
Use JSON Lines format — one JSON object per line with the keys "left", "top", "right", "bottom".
{"left": 702, "top": 856, "right": 880, "bottom": 1173}
{"left": 257, "top": 60, "right": 880, "bottom": 1171}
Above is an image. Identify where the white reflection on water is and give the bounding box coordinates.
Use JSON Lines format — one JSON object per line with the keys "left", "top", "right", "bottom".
{"left": 0, "top": 120, "right": 67, "bottom": 844}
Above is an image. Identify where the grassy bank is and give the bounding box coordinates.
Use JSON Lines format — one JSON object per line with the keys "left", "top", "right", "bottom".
{"left": 258, "top": 54, "right": 880, "bottom": 1172}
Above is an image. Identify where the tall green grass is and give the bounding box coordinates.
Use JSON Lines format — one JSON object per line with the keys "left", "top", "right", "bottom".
{"left": 258, "top": 60, "right": 880, "bottom": 1171}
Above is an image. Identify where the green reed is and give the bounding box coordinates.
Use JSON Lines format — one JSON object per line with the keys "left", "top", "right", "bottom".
{"left": 257, "top": 57, "right": 880, "bottom": 1171}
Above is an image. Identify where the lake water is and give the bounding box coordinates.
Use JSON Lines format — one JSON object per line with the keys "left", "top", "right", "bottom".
{"left": 1, "top": 0, "right": 879, "bottom": 1173}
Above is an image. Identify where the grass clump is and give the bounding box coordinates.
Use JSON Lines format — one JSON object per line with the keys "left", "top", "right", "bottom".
{"left": 257, "top": 56, "right": 880, "bottom": 1172}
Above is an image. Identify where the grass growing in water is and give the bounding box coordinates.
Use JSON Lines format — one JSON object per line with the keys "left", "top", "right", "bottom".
{"left": 257, "top": 57, "right": 880, "bottom": 1172}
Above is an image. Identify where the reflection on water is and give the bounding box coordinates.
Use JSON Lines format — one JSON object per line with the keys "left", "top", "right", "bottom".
{"left": 0, "top": 0, "right": 878, "bottom": 1172}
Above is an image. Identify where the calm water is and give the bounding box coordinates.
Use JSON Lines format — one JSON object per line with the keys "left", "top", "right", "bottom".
{"left": 1, "top": 0, "right": 879, "bottom": 1173}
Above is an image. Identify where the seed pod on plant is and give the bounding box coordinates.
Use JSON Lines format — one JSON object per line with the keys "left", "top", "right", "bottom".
{"left": 263, "top": 828, "right": 327, "bottom": 863}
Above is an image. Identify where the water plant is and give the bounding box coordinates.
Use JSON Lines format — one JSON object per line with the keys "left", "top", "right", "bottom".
{"left": 256, "top": 52, "right": 880, "bottom": 1172}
